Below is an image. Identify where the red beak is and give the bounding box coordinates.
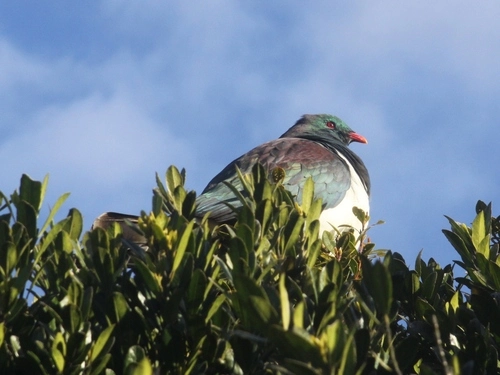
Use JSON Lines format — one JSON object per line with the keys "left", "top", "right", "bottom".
{"left": 349, "top": 131, "right": 368, "bottom": 144}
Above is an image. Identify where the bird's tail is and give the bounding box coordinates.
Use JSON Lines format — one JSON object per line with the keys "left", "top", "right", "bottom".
{"left": 92, "top": 212, "right": 146, "bottom": 246}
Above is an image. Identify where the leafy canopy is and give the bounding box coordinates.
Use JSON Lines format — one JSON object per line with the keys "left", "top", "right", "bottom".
{"left": 0, "top": 166, "right": 499, "bottom": 374}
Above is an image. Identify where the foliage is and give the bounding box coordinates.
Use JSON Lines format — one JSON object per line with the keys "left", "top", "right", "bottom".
{"left": 0, "top": 167, "right": 499, "bottom": 374}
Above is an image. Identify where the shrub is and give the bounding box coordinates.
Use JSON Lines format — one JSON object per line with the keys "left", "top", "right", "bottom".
{"left": 0, "top": 166, "right": 499, "bottom": 374}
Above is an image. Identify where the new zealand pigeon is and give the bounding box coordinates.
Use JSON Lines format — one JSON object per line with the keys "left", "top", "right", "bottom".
{"left": 93, "top": 114, "right": 370, "bottom": 241}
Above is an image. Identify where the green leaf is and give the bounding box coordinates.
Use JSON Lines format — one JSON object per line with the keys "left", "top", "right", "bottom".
{"left": 186, "top": 269, "right": 207, "bottom": 312}
{"left": 446, "top": 291, "right": 460, "bottom": 314}
{"left": 4, "top": 242, "right": 18, "bottom": 275}
{"left": 323, "top": 320, "right": 345, "bottom": 364}
{"left": 126, "top": 358, "right": 153, "bottom": 375}
{"left": 252, "top": 169, "right": 268, "bottom": 204}
{"left": 236, "top": 220, "right": 254, "bottom": 250}
{"left": 37, "top": 218, "right": 66, "bottom": 257}
{"left": 301, "top": 177, "right": 314, "bottom": 213}
{"left": 292, "top": 300, "right": 305, "bottom": 329}
{"left": 255, "top": 199, "right": 273, "bottom": 233}
{"left": 395, "top": 336, "right": 419, "bottom": 371}
{"left": 487, "top": 261, "right": 500, "bottom": 290}
{"left": 283, "top": 213, "right": 304, "bottom": 256}
{"left": 16, "top": 200, "right": 37, "bottom": 239}
{"left": 152, "top": 190, "right": 164, "bottom": 216}
{"left": 124, "top": 346, "right": 153, "bottom": 375}
{"left": 155, "top": 173, "right": 168, "bottom": 200}
{"left": 5, "top": 298, "right": 27, "bottom": 323}
{"left": 405, "top": 270, "right": 421, "bottom": 295}
{"left": 232, "top": 274, "right": 278, "bottom": 330}
{"left": 269, "top": 326, "right": 324, "bottom": 369}
{"left": 56, "top": 230, "right": 74, "bottom": 254}
{"left": 352, "top": 206, "right": 368, "bottom": 226}
{"left": 166, "top": 165, "right": 184, "bottom": 193}
{"left": 0, "top": 322, "right": 4, "bottom": 347}
{"left": 421, "top": 271, "right": 438, "bottom": 301}
{"left": 113, "top": 292, "right": 129, "bottom": 321}
{"left": 415, "top": 298, "right": 436, "bottom": 320}
{"left": 307, "top": 239, "right": 322, "bottom": 269}
{"left": 91, "top": 325, "right": 115, "bottom": 362}
{"left": 308, "top": 198, "right": 323, "bottom": 221}
{"left": 477, "top": 236, "right": 491, "bottom": 260}
{"left": 133, "top": 258, "right": 161, "bottom": 294}
{"left": 66, "top": 304, "right": 82, "bottom": 334}
{"left": 279, "top": 274, "right": 291, "bottom": 330}
{"left": 281, "top": 359, "right": 322, "bottom": 375}
{"left": 19, "top": 174, "right": 43, "bottom": 212}
{"left": 415, "top": 250, "right": 424, "bottom": 276}
{"left": 172, "top": 220, "right": 195, "bottom": 274}
{"left": 362, "top": 259, "right": 392, "bottom": 316}
{"left": 322, "top": 230, "right": 337, "bottom": 253}
{"left": 65, "top": 208, "right": 83, "bottom": 240}
{"left": 472, "top": 210, "right": 490, "bottom": 258}
{"left": 90, "top": 354, "right": 113, "bottom": 375}
{"left": 229, "top": 237, "right": 249, "bottom": 275}
{"left": 236, "top": 165, "right": 255, "bottom": 196}
{"left": 338, "top": 330, "right": 356, "bottom": 375}
{"left": 442, "top": 229, "right": 474, "bottom": 268}
{"left": 173, "top": 186, "right": 187, "bottom": 211}
{"left": 237, "top": 205, "right": 255, "bottom": 233}
{"left": 81, "top": 287, "right": 94, "bottom": 322}
{"left": 205, "top": 294, "right": 226, "bottom": 324}
{"left": 51, "top": 332, "right": 66, "bottom": 372}
{"left": 38, "top": 192, "right": 70, "bottom": 236}
{"left": 472, "top": 210, "right": 487, "bottom": 245}
{"left": 249, "top": 295, "right": 277, "bottom": 327}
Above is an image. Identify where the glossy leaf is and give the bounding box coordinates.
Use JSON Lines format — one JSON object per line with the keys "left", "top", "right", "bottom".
{"left": 269, "top": 326, "right": 324, "bottom": 370}
{"left": 362, "top": 259, "right": 392, "bottom": 316}
{"left": 124, "top": 346, "right": 152, "bottom": 375}
{"left": 172, "top": 220, "right": 195, "bottom": 274}
{"left": 90, "top": 325, "right": 115, "bottom": 362}
{"left": 51, "top": 332, "right": 66, "bottom": 372}
{"left": 19, "top": 174, "right": 43, "bottom": 212}
{"left": 279, "top": 274, "right": 291, "bottom": 330}
{"left": 38, "top": 192, "right": 70, "bottom": 236}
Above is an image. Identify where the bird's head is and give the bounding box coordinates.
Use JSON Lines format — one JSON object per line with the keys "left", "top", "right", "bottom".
{"left": 282, "top": 114, "right": 367, "bottom": 146}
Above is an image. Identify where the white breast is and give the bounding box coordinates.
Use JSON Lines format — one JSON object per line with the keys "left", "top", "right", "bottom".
{"left": 318, "top": 154, "right": 370, "bottom": 235}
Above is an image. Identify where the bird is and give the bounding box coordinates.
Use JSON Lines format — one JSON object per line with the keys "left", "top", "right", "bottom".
{"left": 92, "top": 114, "right": 370, "bottom": 242}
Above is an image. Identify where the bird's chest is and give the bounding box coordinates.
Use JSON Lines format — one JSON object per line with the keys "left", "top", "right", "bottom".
{"left": 318, "top": 154, "right": 369, "bottom": 234}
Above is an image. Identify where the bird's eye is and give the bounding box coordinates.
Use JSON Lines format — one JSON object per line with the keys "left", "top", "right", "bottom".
{"left": 326, "top": 121, "right": 336, "bottom": 129}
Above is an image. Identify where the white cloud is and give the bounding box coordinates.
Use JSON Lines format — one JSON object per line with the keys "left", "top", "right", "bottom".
{"left": 1, "top": 89, "right": 190, "bottom": 179}
{"left": 302, "top": 1, "right": 500, "bottom": 94}
{"left": 31, "top": 93, "right": 187, "bottom": 177}
{"left": 0, "top": 39, "right": 49, "bottom": 88}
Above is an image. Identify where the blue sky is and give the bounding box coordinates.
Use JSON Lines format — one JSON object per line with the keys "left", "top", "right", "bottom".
{"left": 1, "top": 1, "right": 499, "bottom": 269}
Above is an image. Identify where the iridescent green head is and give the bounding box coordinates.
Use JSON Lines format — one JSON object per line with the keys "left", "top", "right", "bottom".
{"left": 281, "top": 114, "right": 367, "bottom": 145}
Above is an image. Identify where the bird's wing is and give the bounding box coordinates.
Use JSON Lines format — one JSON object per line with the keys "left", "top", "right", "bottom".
{"left": 195, "top": 138, "right": 351, "bottom": 223}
